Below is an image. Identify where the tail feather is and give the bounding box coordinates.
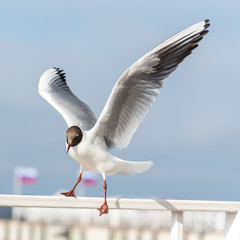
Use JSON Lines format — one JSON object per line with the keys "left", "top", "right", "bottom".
{"left": 116, "top": 158, "right": 153, "bottom": 176}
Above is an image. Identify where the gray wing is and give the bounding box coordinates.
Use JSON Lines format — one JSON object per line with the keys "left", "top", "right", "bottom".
{"left": 38, "top": 68, "right": 97, "bottom": 130}
{"left": 91, "top": 19, "right": 210, "bottom": 149}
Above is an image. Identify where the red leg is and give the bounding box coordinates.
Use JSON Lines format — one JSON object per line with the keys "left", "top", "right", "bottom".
{"left": 61, "top": 172, "right": 82, "bottom": 198}
{"left": 97, "top": 179, "right": 109, "bottom": 216}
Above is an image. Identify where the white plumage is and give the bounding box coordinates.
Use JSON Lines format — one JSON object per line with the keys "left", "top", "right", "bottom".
{"left": 38, "top": 20, "right": 210, "bottom": 215}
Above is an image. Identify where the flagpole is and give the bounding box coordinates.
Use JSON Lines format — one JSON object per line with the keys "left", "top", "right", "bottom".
{"left": 12, "top": 166, "right": 38, "bottom": 219}
{"left": 12, "top": 167, "right": 23, "bottom": 219}
{"left": 79, "top": 182, "right": 86, "bottom": 197}
{"left": 13, "top": 168, "right": 23, "bottom": 195}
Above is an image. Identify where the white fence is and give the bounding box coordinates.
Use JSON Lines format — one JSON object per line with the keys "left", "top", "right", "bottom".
{"left": 0, "top": 194, "right": 240, "bottom": 240}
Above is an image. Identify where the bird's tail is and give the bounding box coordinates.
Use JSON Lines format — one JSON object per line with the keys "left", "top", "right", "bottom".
{"left": 116, "top": 158, "right": 153, "bottom": 176}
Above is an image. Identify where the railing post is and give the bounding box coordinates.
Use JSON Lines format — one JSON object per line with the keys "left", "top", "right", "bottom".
{"left": 171, "top": 211, "right": 183, "bottom": 240}
{"left": 225, "top": 211, "right": 240, "bottom": 240}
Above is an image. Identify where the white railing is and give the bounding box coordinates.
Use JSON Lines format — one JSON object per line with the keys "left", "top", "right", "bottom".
{"left": 0, "top": 194, "right": 240, "bottom": 240}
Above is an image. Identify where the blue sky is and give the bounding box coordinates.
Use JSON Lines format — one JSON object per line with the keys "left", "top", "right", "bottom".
{"left": 0, "top": 0, "right": 240, "bottom": 201}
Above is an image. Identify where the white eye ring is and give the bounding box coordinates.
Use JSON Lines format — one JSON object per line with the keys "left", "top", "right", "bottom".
{"left": 76, "top": 134, "right": 79, "bottom": 136}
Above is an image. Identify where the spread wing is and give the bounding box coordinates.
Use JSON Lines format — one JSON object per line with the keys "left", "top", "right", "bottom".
{"left": 38, "top": 68, "right": 97, "bottom": 130}
{"left": 91, "top": 19, "right": 210, "bottom": 149}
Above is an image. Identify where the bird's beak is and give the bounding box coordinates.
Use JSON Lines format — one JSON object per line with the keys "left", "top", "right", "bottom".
{"left": 67, "top": 143, "right": 71, "bottom": 153}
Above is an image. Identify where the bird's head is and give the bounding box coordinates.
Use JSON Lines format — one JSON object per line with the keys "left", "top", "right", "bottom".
{"left": 66, "top": 126, "right": 82, "bottom": 153}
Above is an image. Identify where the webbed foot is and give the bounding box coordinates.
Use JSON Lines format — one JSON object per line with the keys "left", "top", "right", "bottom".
{"left": 61, "top": 190, "right": 76, "bottom": 198}
{"left": 97, "top": 202, "right": 109, "bottom": 216}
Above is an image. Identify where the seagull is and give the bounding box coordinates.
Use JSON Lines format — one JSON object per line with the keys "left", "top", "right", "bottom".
{"left": 38, "top": 19, "right": 210, "bottom": 215}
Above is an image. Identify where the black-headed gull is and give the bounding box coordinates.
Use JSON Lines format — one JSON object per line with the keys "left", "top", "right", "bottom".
{"left": 38, "top": 19, "right": 210, "bottom": 215}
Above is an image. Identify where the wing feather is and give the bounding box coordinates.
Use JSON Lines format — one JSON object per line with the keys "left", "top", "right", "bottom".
{"left": 38, "top": 68, "right": 97, "bottom": 130}
{"left": 92, "top": 20, "right": 210, "bottom": 149}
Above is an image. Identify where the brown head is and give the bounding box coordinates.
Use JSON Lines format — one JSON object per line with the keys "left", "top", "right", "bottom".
{"left": 66, "top": 126, "right": 83, "bottom": 153}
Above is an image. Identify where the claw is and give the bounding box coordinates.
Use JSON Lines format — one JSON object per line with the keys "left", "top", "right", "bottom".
{"left": 61, "top": 191, "right": 76, "bottom": 198}
{"left": 97, "top": 203, "right": 109, "bottom": 216}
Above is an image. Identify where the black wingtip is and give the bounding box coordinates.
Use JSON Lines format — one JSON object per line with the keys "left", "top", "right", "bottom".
{"left": 202, "top": 30, "right": 209, "bottom": 36}
{"left": 205, "top": 23, "right": 210, "bottom": 29}
{"left": 204, "top": 19, "right": 210, "bottom": 29}
{"left": 53, "top": 67, "right": 67, "bottom": 83}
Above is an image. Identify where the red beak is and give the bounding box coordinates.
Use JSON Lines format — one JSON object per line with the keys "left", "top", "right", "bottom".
{"left": 67, "top": 143, "right": 71, "bottom": 153}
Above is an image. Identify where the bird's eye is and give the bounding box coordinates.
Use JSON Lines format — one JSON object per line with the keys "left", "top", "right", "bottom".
{"left": 73, "top": 136, "right": 78, "bottom": 142}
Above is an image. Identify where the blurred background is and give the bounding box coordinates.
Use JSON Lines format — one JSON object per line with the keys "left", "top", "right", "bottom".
{"left": 0, "top": 0, "right": 240, "bottom": 202}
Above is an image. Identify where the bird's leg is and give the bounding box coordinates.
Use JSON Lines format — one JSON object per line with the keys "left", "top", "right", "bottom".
{"left": 97, "top": 179, "right": 109, "bottom": 216}
{"left": 61, "top": 172, "right": 82, "bottom": 198}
